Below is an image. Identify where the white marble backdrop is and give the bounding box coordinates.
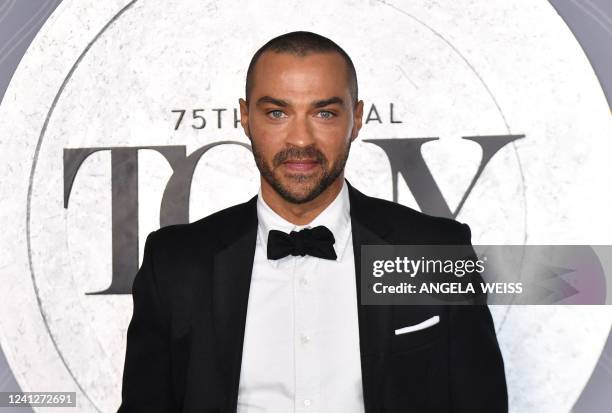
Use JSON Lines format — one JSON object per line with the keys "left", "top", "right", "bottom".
{"left": 1, "top": 0, "right": 611, "bottom": 412}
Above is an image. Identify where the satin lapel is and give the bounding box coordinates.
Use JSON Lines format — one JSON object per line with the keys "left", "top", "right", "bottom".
{"left": 347, "top": 179, "right": 393, "bottom": 413}
{"left": 211, "top": 195, "right": 258, "bottom": 413}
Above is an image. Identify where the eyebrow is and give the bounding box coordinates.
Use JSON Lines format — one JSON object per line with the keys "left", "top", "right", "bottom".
{"left": 312, "top": 96, "right": 344, "bottom": 108}
{"left": 256, "top": 96, "right": 289, "bottom": 107}
{"left": 255, "top": 95, "right": 345, "bottom": 108}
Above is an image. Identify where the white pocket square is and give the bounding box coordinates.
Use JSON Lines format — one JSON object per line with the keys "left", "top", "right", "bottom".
{"left": 394, "top": 315, "right": 440, "bottom": 335}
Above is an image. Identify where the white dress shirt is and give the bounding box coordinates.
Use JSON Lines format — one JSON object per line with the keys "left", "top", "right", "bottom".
{"left": 237, "top": 179, "right": 365, "bottom": 413}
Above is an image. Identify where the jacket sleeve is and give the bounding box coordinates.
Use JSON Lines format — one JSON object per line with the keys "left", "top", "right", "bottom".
{"left": 118, "top": 231, "right": 175, "bottom": 412}
{"left": 449, "top": 223, "right": 508, "bottom": 412}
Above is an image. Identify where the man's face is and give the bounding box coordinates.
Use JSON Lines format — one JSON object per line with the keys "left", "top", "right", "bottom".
{"left": 239, "top": 51, "right": 364, "bottom": 204}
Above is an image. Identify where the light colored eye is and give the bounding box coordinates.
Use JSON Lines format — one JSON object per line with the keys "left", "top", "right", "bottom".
{"left": 268, "top": 110, "right": 285, "bottom": 119}
{"left": 317, "top": 110, "right": 335, "bottom": 119}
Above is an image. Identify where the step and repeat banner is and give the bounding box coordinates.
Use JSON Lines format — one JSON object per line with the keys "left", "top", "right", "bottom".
{"left": 1, "top": 0, "right": 612, "bottom": 411}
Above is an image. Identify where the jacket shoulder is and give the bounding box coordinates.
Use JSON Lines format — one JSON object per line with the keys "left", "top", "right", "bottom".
{"left": 356, "top": 191, "right": 472, "bottom": 244}
{"left": 152, "top": 194, "right": 257, "bottom": 250}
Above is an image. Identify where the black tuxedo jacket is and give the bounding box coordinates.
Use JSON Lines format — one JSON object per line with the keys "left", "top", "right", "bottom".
{"left": 118, "top": 179, "right": 507, "bottom": 413}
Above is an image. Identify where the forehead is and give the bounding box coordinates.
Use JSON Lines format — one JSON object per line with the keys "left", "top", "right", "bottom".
{"left": 250, "top": 51, "right": 350, "bottom": 102}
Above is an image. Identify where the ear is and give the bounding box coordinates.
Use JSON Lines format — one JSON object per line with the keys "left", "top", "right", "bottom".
{"left": 350, "top": 100, "right": 364, "bottom": 141}
{"left": 238, "top": 98, "right": 250, "bottom": 138}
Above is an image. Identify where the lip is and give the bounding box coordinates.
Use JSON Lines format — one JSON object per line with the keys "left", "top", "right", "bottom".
{"left": 283, "top": 159, "right": 319, "bottom": 172}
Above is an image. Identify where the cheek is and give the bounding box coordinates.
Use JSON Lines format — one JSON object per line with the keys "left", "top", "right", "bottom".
{"left": 316, "top": 127, "right": 351, "bottom": 153}
{"left": 250, "top": 132, "right": 282, "bottom": 162}
{"left": 250, "top": 121, "right": 286, "bottom": 146}
{"left": 313, "top": 117, "right": 351, "bottom": 140}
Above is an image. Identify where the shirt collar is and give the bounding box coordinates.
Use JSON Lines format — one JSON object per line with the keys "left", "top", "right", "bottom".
{"left": 257, "top": 179, "right": 352, "bottom": 264}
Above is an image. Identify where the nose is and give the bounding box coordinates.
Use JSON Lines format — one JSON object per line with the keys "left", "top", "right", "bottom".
{"left": 285, "top": 113, "right": 316, "bottom": 148}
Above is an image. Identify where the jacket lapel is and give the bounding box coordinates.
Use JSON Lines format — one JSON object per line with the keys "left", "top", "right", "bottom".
{"left": 210, "top": 195, "right": 258, "bottom": 413}
{"left": 208, "top": 179, "right": 394, "bottom": 413}
{"left": 346, "top": 179, "right": 394, "bottom": 413}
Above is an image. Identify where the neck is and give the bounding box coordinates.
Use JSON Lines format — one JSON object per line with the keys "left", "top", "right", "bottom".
{"left": 260, "top": 175, "right": 345, "bottom": 226}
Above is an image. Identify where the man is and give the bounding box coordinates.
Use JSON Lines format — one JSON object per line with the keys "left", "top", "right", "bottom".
{"left": 119, "top": 31, "right": 507, "bottom": 413}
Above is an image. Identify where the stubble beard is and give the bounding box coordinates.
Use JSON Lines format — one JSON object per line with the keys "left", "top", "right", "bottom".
{"left": 251, "top": 136, "right": 352, "bottom": 204}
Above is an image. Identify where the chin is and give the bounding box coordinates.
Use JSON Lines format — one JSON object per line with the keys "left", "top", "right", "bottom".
{"left": 283, "top": 188, "right": 314, "bottom": 201}
{"left": 276, "top": 183, "right": 319, "bottom": 203}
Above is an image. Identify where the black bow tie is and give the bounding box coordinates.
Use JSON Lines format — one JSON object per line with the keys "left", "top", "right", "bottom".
{"left": 267, "top": 225, "right": 337, "bottom": 260}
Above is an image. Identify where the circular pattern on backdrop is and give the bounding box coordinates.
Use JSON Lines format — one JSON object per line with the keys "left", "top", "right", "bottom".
{"left": 1, "top": 0, "right": 611, "bottom": 412}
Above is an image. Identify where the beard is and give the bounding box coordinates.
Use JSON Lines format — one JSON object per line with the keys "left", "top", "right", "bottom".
{"left": 250, "top": 135, "right": 352, "bottom": 204}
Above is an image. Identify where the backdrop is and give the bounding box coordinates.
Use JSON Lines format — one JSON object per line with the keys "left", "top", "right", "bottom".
{"left": 1, "top": 1, "right": 611, "bottom": 412}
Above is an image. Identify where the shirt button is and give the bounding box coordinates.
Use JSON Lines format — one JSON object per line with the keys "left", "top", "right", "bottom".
{"left": 300, "top": 334, "right": 310, "bottom": 345}
{"left": 299, "top": 277, "right": 309, "bottom": 286}
{"left": 303, "top": 399, "right": 311, "bottom": 407}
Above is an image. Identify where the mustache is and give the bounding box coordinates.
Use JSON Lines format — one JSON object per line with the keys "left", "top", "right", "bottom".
{"left": 272, "top": 146, "right": 327, "bottom": 167}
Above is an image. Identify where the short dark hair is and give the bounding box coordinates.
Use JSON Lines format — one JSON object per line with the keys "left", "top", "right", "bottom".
{"left": 245, "top": 31, "right": 358, "bottom": 104}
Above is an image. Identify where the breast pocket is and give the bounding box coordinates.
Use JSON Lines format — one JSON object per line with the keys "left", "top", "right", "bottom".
{"left": 391, "top": 314, "right": 442, "bottom": 354}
